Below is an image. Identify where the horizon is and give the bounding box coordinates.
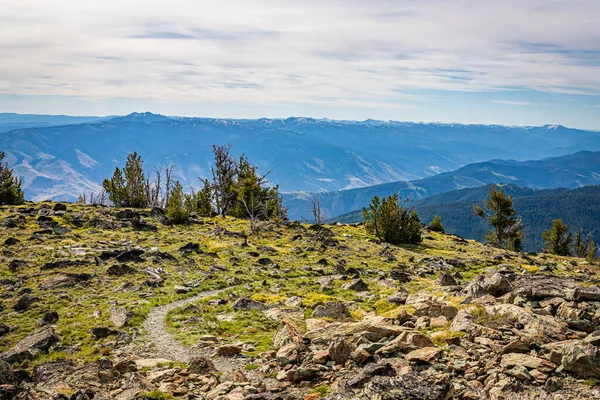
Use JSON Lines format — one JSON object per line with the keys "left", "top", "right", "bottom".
{"left": 2, "top": 110, "right": 599, "bottom": 132}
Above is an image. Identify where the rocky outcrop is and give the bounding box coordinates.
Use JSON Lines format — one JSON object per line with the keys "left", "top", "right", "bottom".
{"left": 0, "top": 327, "right": 60, "bottom": 363}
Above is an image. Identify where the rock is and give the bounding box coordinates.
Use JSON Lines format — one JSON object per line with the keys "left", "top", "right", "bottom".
{"left": 272, "top": 318, "right": 303, "bottom": 348}
{"left": 544, "top": 377, "right": 563, "bottom": 393}
{"left": 40, "top": 274, "right": 92, "bottom": 290}
{"left": 180, "top": 242, "right": 200, "bottom": 254}
{"left": 331, "top": 372, "right": 451, "bottom": 400}
{"left": 436, "top": 272, "right": 457, "bottom": 286}
{"left": 312, "top": 302, "right": 349, "bottom": 320}
{"left": 276, "top": 343, "right": 299, "bottom": 366}
{"left": 500, "top": 340, "right": 530, "bottom": 354}
{"left": 405, "top": 347, "right": 441, "bottom": 363}
{"left": 390, "top": 269, "right": 411, "bottom": 283}
{"left": 0, "top": 360, "right": 14, "bottom": 385}
{"left": 91, "top": 327, "right": 116, "bottom": 339}
{"left": 500, "top": 353, "right": 556, "bottom": 373}
{"left": 115, "top": 209, "right": 139, "bottom": 220}
{"left": 560, "top": 341, "right": 600, "bottom": 378}
{"left": 387, "top": 288, "right": 409, "bottom": 304}
{"left": 14, "top": 294, "right": 40, "bottom": 312}
{"left": 305, "top": 315, "right": 407, "bottom": 342}
{"left": 107, "top": 264, "right": 137, "bottom": 276}
{"left": 40, "top": 310, "right": 59, "bottom": 326}
{"left": 0, "top": 324, "right": 9, "bottom": 337}
{"left": 8, "top": 259, "right": 27, "bottom": 272}
{"left": 53, "top": 203, "right": 67, "bottom": 211}
{"left": 343, "top": 278, "right": 368, "bottom": 291}
{"left": 347, "top": 362, "right": 396, "bottom": 389}
{"left": 217, "top": 344, "right": 242, "bottom": 357}
{"left": 116, "top": 249, "right": 144, "bottom": 262}
{"left": 328, "top": 337, "right": 354, "bottom": 365}
{"left": 109, "top": 305, "right": 134, "bottom": 328}
{"left": 232, "top": 297, "right": 267, "bottom": 311}
{"left": 482, "top": 273, "right": 512, "bottom": 297}
{"left": 3, "top": 237, "right": 19, "bottom": 246}
{"left": 0, "top": 327, "right": 60, "bottom": 363}
{"left": 174, "top": 285, "right": 191, "bottom": 294}
{"left": 188, "top": 356, "right": 217, "bottom": 375}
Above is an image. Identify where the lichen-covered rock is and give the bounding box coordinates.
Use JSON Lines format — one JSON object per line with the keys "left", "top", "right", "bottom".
{"left": 0, "top": 327, "right": 60, "bottom": 363}
{"left": 312, "top": 302, "right": 349, "bottom": 320}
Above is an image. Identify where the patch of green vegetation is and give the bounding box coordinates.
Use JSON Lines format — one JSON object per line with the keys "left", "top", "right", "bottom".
{"left": 244, "top": 363, "right": 259, "bottom": 371}
{"left": 311, "top": 384, "right": 330, "bottom": 396}
{"left": 135, "top": 390, "right": 175, "bottom": 400}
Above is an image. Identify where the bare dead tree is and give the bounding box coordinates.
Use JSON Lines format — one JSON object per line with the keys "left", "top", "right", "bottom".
{"left": 163, "top": 163, "right": 175, "bottom": 208}
{"left": 241, "top": 195, "right": 265, "bottom": 236}
{"left": 211, "top": 144, "right": 237, "bottom": 217}
{"left": 310, "top": 195, "right": 326, "bottom": 225}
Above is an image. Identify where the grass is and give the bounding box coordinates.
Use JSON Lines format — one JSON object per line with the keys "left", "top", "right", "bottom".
{"left": 0, "top": 201, "right": 596, "bottom": 373}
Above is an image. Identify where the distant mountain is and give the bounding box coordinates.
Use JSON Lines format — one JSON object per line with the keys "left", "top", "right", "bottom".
{"left": 0, "top": 113, "right": 105, "bottom": 133}
{"left": 335, "top": 184, "right": 600, "bottom": 252}
{"left": 1, "top": 112, "right": 600, "bottom": 203}
{"left": 294, "top": 151, "right": 600, "bottom": 221}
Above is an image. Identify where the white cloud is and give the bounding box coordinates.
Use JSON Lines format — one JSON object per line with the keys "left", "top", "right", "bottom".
{"left": 492, "top": 100, "right": 532, "bottom": 106}
{"left": 0, "top": 0, "right": 599, "bottom": 108}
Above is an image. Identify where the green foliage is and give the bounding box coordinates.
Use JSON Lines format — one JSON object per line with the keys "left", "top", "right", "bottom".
{"left": 363, "top": 193, "right": 422, "bottom": 245}
{"left": 103, "top": 152, "right": 147, "bottom": 208}
{"left": 311, "top": 384, "right": 330, "bottom": 396}
{"left": 135, "top": 391, "right": 174, "bottom": 400}
{"left": 0, "top": 151, "right": 24, "bottom": 205}
{"left": 542, "top": 219, "right": 572, "bottom": 256}
{"left": 474, "top": 185, "right": 523, "bottom": 250}
{"left": 184, "top": 179, "right": 213, "bottom": 217}
{"left": 166, "top": 181, "right": 189, "bottom": 224}
{"left": 429, "top": 214, "right": 444, "bottom": 232}
{"left": 586, "top": 238, "right": 597, "bottom": 263}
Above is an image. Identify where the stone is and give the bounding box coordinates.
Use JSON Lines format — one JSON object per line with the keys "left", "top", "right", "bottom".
{"left": 0, "top": 324, "right": 9, "bottom": 337}
{"left": 276, "top": 343, "right": 299, "bottom": 366}
{"left": 405, "top": 347, "right": 441, "bottom": 363}
{"left": 40, "top": 310, "right": 59, "bottom": 326}
{"left": 387, "top": 288, "right": 409, "bottom": 304}
{"left": 311, "top": 302, "right": 349, "bottom": 320}
{"left": 3, "top": 237, "right": 19, "bottom": 246}
{"left": 342, "top": 278, "right": 368, "bottom": 291}
{"left": 188, "top": 356, "right": 217, "bottom": 375}
{"left": 232, "top": 297, "right": 267, "bottom": 311}
{"left": 328, "top": 337, "right": 354, "bottom": 365}
{"left": 107, "top": 264, "right": 137, "bottom": 276}
{"left": 217, "top": 344, "right": 242, "bottom": 357}
{"left": 499, "top": 340, "right": 530, "bottom": 355}
{"left": 544, "top": 377, "right": 563, "bottom": 393}
{"left": 53, "top": 203, "right": 67, "bottom": 211}
{"left": 305, "top": 315, "right": 407, "bottom": 342}
{"left": 333, "top": 372, "right": 451, "bottom": 400}
{"left": 174, "top": 285, "right": 191, "bottom": 294}
{"left": 116, "top": 249, "right": 145, "bottom": 262}
{"left": 436, "top": 272, "right": 457, "bottom": 286}
{"left": 39, "top": 274, "right": 92, "bottom": 290}
{"left": 179, "top": 242, "right": 200, "bottom": 254}
{"left": 500, "top": 353, "right": 556, "bottom": 373}
{"left": 482, "top": 273, "right": 512, "bottom": 297}
{"left": 0, "top": 327, "right": 60, "bottom": 363}
{"left": 14, "top": 294, "right": 40, "bottom": 312}
{"left": 560, "top": 341, "right": 600, "bottom": 378}
{"left": 0, "top": 360, "right": 14, "bottom": 385}
{"left": 347, "top": 362, "right": 396, "bottom": 389}
{"left": 109, "top": 305, "right": 134, "bottom": 328}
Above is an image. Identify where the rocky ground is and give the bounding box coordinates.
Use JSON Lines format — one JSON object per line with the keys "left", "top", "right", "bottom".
{"left": 2, "top": 202, "right": 600, "bottom": 399}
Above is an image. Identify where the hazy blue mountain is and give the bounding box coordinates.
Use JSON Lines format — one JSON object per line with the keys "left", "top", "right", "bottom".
{"left": 1, "top": 112, "right": 600, "bottom": 205}
{"left": 334, "top": 184, "right": 600, "bottom": 252}
{"left": 292, "top": 151, "right": 600, "bottom": 221}
{"left": 0, "top": 113, "right": 105, "bottom": 133}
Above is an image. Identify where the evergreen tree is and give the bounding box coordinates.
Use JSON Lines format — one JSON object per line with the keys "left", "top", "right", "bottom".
{"left": 474, "top": 185, "right": 523, "bottom": 250}
{"left": 185, "top": 179, "right": 214, "bottom": 217}
{"left": 363, "top": 193, "right": 422, "bottom": 245}
{"left": 103, "top": 152, "right": 148, "bottom": 208}
{"left": 166, "top": 181, "right": 189, "bottom": 224}
{"left": 542, "top": 219, "right": 572, "bottom": 256}
{"left": 586, "top": 237, "right": 597, "bottom": 263}
{"left": 574, "top": 228, "right": 587, "bottom": 258}
{"left": 429, "top": 214, "right": 444, "bottom": 232}
{"left": 0, "top": 151, "right": 24, "bottom": 205}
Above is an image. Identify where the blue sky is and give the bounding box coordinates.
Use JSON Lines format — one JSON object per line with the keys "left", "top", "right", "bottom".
{"left": 1, "top": 0, "right": 599, "bottom": 129}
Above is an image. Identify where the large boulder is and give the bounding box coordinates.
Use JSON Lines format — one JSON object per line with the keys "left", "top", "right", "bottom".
{"left": 305, "top": 316, "right": 407, "bottom": 342}
{"left": 482, "top": 273, "right": 512, "bottom": 297}
{"left": 0, "top": 327, "right": 60, "bottom": 363}
{"left": 328, "top": 337, "right": 355, "bottom": 365}
{"left": 312, "top": 302, "right": 349, "bottom": 320}
{"left": 188, "top": 356, "right": 217, "bottom": 375}
{"left": 559, "top": 341, "right": 600, "bottom": 378}
{"left": 0, "top": 360, "right": 14, "bottom": 384}
{"left": 109, "top": 305, "right": 134, "bottom": 328}
{"left": 232, "top": 297, "right": 267, "bottom": 311}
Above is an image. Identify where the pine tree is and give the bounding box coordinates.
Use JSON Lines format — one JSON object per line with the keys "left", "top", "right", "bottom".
{"left": 0, "top": 151, "right": 24, "bottom": 205}
{"left": 166, "top": 181, "right": 189, "bottom": 224}
{"left": 574, "top": 228, "right": 587, "bottom": 258}
{"left": 363, "top": 193, "right": 422, "bottom": 245}
{"left": 185, "top": 179, "right": 214, "bottom": 217}
{"left": 474, "top": 185, "right": 523, "bottom": 250}
{"left": 586, "top": 238, "right": 597, "bottom": 263}
{"left": 429, "top": 214, "right": 444, "bottom": 232}
{"left": 103, "top": 152, "right": 148, "bottom": 208}
{"left": 542, "top": 219, "right": 572, "bottom": 256}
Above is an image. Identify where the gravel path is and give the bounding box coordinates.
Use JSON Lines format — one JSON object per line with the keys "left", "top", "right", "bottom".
{"left": 142, "top": 287, "right": 240, "bottom": 370}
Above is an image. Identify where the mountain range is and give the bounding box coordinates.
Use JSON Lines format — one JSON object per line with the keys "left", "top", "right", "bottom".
{"left": 287, "top": 150, "right": 600, "bottom": 220}
{"left": 2, "top": 112, "right": 600, "bottom": 211}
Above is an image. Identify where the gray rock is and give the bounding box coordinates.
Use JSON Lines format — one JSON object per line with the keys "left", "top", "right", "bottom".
{"left": 0, "top": 327, "right": 60, "bottom": 363}
{"left": 387, "top": 288, "right": 409, "bottom": 304}
{"left": 14, "top": 294, "right": 40, "bottom": 312}
{"left": 436, "top": 272, "right": 457, "bottom": 286}
{"left": 560, "top": 341, "right": 600, "bottom": 378}
{"left": 312, "top": 302, "right": 349, "bottom": 320}
{"left": 188, "top": 356, "right": 217, "bottom": 375}
{"left": 343, "top": 278, "right": 368, "bottom": 292}
{"left": 109, "top": 305, "right": 134, "bottom": 328}
{"left": 328, "top": 337, "right": 354, "bottom": 365}
{"left": 232, "top": 297, "right": 267, "bottom": 311}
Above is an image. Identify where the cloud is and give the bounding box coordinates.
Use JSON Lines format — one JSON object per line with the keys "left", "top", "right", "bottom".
{"left": 492, "top": 100, "right": 532, "bottom": 106}
{"left": 0, "top": 0, "right": 599, "bottom": 110}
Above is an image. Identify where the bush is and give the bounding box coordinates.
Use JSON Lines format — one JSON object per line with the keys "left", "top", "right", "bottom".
{"left": 429, "top": 214, "right": 444, "bottom": 232}
{"left": 362, "top": 194, "right": 422, "bottom": 245}
{"left": 166, "top": 181, "right": 189, "bottom": 224}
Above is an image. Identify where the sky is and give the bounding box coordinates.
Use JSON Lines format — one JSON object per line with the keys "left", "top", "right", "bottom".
{"left": 1, "top": 0, "right": 600, "bottom": 129}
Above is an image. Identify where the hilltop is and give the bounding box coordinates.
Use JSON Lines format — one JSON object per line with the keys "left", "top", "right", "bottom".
{"left": 2, "top": 202, "right": 600, "bottom": 399}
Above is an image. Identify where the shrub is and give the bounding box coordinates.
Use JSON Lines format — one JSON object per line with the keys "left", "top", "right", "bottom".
{"left": 429, "top": 214, "right": 444, "bottom": 232}
{"left": 362, "top": 194, "right": 422, "bottom": 245}
{"left": 0, "top": 151, "right": 24, "bottom": 205}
